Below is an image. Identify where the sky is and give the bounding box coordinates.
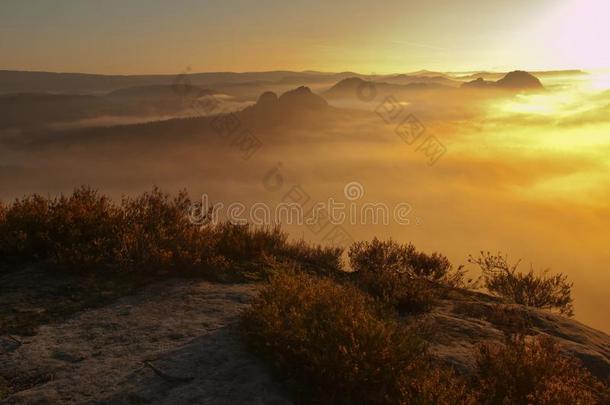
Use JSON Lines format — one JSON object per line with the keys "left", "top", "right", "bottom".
{"left": 1, "top": 0, "right": 609, "bottom": 74}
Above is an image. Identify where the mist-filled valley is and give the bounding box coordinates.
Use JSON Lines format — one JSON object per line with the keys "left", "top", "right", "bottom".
{"left": 1, "top": 68, "right": 609, "bottom": 333}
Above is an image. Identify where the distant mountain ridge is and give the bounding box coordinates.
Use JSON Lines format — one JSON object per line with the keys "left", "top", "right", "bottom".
{"left": 107, "top": 84, "right": 215, "bottom": 99}
{"left": 0, "top": 70, "right": 366, "bottom": 94}
{"left": 19, "top": 85, "right": 336, "bottom": 148}
{"left": 240, "top": 86, "right": 331, "bottom": 125}
{"left": 0, "top": 84, "right": 218, "bottom": 129}
{"left": 324, "top": 76, "right": 450, "bottom": 99}
{"left": 1, "top": 68, "right": 574, "bottom": 95}
{"left": 458, "top": 69, "right": 586, "bottom": 81}
{"left": 462, "top": 71, "right": 544, "bottom": 90}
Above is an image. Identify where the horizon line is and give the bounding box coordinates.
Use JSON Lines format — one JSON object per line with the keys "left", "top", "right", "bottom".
{"left": 0, "top": 67, "right": 595, "bottom": 78}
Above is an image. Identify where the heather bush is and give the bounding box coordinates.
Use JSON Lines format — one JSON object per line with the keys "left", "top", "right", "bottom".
{"left": 0, "top": 187, "right": 217, "bottom": 274}
{"left": 282, "top": 240, "right": 344, "bottom": 275}
{"left": 211, "top": 224, "right": 343, "bottom": 273}
{"left": 242, "top": 272, "right": 608, "bottom": 404}
{"left": 212, "top": 223, "right": 286, "bottom": 262}
{"left": 348, "top": 238, "right": 465, "bottom": 314}
{"left": 355, "top": 265, "right": 435, "bottom": 314}
{"left": 46, "top": 187, "right": 123, "bottom": 272}
{"left": 0, "top": 187, "right": 343, "bottom": 280}
{"left": 241, "top": 272, "right": 474, "bottom": 404}
{"left": 119, "top": 188, "right": 215, "bottom": 274}
{"left": 2, "top": 188, "right": 606, "bottom": 404}
{"left": 469, "top": 252, "right": 574, "bottom": 316}
{"left": 0, "top": 187, "right": 125, "bottom": 271}
{"left": 348, "top": 238, "right": 459, "bottom": 282}
{"left": 472, "top": 335, "right": 609, "bottom": 404}
{"left": 0, "top": 194, "right": 53, "bottom": 266}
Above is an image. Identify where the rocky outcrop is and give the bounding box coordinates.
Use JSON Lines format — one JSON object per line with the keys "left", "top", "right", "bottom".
{"left": 0, "top": 279, "right": 292, "bottom": 404}
{"left": 496, "top": 71, "right": 544, "bottom": 89}
{"left": 1, "top": 275, "right": 607, "bottom": 403}
{"left": 277, "top": 86, "right": 328, "bottom": 111}
{"left": 462, "top": 71, "right": 544, "bottom": 91}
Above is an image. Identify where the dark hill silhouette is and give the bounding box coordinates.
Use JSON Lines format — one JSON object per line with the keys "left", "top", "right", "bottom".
{"left": 236, "top": 86, "right": 337, "bottom": 129}
{"left": 496, "top": 70, "right": 544, "bottom": 89}
{"left": 0, "top": 93, "right": 120, "bottom": 129}
{"left": 0, "top": 69, "right": 577, "bottom": 95}
{"left": 278, "top": 86, "right": 328, "bottom": 111}
{"left": 247, "top": 86, "right": 328, "bottom": 115}
{"left": 325, "top": 77, "right": 449, "bottom": 99}
{"left": 27, "top": 86, "right": 337, "bottom": 148}
{"left": 0, "top": 82, "right": 222, "bottom": 129}
{"left": 107, "top": 84, "right": 214, "bottom": 100}
{"left": 383, "top": 74, "right": 459, "bottom": 87}
{"left": 462, "top": 77, "right": 491, "bottom": 88}
{"left": 462, "top": 71, "right": 544, "bottom": 91}
{"left": 407, "top": 69, "right": 452, "bottom": 78}
{"left": 459, "top": 69, "right": 586, "bottom": 81}
{"left": 0, "top": 70, "right": 364, "bottom": 95}
{"left": 0, "top": 89, "right": 203, "bottom": 130}
{"left": 277, "top": 72, "right": 364, "bottom": 85}
{"left": 255, "top": 91, "right": 279, "bottom": 109}
{"left": 324, "top": 77, "right": 373, "bottom": 96}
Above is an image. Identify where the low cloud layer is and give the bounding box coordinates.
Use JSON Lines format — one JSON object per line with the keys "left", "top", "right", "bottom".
{"left": 1, "top": 72, "right": 609, "bottom": 331}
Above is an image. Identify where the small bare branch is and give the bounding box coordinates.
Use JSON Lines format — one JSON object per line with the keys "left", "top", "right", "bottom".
{"left": 144, "top": 361, "right": 194, "bottom": 383}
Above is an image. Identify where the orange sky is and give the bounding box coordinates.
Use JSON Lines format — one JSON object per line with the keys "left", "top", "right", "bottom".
{"left": 1, "top": 0, "right": 609, "bottom": 74}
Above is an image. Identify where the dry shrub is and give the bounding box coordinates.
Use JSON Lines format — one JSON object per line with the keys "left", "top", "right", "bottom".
{"left": 347, "top": 238, "right": 465, "bottom": 314}
{"left": 0, "top": 187, "right": 215, "bottom": 274}
{"left": 242, "top": 273, "right": 608, "bottom": 404}
{"left": 472, "top": 335, "right": 609, "bottom": 405}
{"left": 47, "top": 187, "right": 123, "bottom": 271}
{"left": 0, "top": 194, "right": 53, "bottom": 265}
{"left": 348, "top": 238, "right": 462, "bottom": 283}
{"left": 0, "top": 187, "right": 343, "bottom": 280}
{"left": 355, "top": 266, "right": 435, "bottom": 315}
{"left": 469, "top": 252, "right": 574, "bottom": 316}
{"left": 119, "top": 188, "right": 215, "bottom": 274}
{"left": 212, "top": 223, "right": 287, "bottom": 262}
{"left": 0, "top": 187, "right": 125, "bottom": 271}
{"left": 282, "top": 240, "right": 344, "bottom": 275}
{"left": 212, "top": 224, "right": 343, "bottom": 273}
{"left": 241, "top": 272, "right": 474, "bottom": 405}
{"left": 197, "top": 223, "right": 344, "bottom": 280}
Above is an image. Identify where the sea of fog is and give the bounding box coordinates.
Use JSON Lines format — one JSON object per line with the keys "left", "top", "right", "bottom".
{"left": 0, "top": 72, "right": 608, "bottom": 332}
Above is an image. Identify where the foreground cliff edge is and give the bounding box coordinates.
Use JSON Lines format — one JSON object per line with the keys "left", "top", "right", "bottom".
{"left": 1, "top": 190, "right": 608, "bottom": 404}
{"left": 1, "top": 267, "right": 608, "bottom": 404}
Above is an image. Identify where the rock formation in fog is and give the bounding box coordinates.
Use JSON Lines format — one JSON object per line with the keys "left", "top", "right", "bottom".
{"left": 462, "top": 70, "right": 544, "bottom": 90}
{"left": 250, "top": 86, "right": 328, "bottom": 114}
